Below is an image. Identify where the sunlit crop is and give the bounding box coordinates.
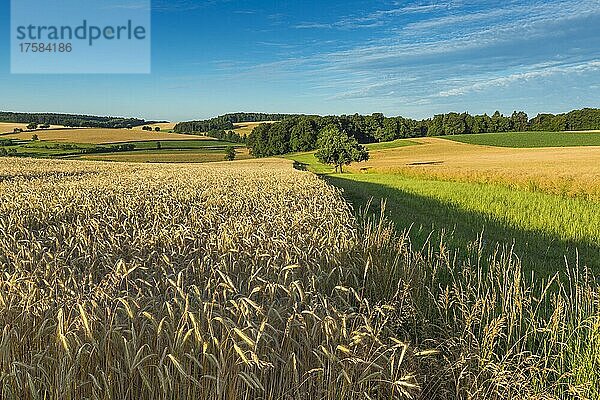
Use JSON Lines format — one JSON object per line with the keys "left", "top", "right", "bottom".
{"left": 0, "top": 157, "right": 597, "bottom": 399}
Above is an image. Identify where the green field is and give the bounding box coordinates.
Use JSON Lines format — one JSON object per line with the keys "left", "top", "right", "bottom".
{"left": 286, "top": 138, "right": 418, "bottom": 172}
{"left": 328, "top": 173, "right": 600, "bottom": 274}
{"left": 113, "top": 139, "right": 240, "bottom": 149}
{"left": 285, "top": 152, "right": 335, "bottom": 174}
{"left": 287, "top": 151, "right": 600, "bottom": 274}
{"left": 78, "top": 148, "right": 249, "bottom": 163}
{"left": 444, "top": 131, "right": 600, "bottom": 147}
{"left": 0, "top": 140, "right": 97, "bottom": 157}
{"left": 1, "top": 138, "right": 244, "bottom": 161}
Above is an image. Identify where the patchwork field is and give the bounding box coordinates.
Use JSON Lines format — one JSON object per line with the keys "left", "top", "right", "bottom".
{"left": 0, "top": 156, "right": 597, "bottom": 399}
{"left": 4, "top": 128, "right": 204, "bottom": 144}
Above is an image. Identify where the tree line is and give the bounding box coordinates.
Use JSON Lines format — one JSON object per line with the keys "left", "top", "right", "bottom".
{"left": 173, "top": 113, "right": 296, "bottom": 134}
{"left": 0, "top": 112, "right": 152, "bottom": 129}
{"left": 247, "top": 114, "right": 425, "bottom": 157}
{"left": 206, "top": 129, "right": 246, "bottom": 143}
{"left": 247, "top": 108, "right": 600, "bottom": 157}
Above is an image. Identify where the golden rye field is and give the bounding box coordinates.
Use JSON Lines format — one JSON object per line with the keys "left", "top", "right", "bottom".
{"left": 349, "top": 137, "right": 600, "bottom": 199}
{"left": 0, "top": 157, "right": 415, "bottom": 399}
{"left": 0, "top": 156, "right": 598, "bottom": 399}
{"left": 4, "top": 128, "right": 204, "bottom": 144}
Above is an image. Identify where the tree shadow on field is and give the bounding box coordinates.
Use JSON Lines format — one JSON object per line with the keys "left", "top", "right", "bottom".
{"left": 293, "top": 161, "right": 308, "bottom": 171}
{"left": 325, "top": 175, "right": 600, "bottom": 277}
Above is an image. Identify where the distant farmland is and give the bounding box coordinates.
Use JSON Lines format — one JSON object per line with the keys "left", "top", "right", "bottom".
{"left": 348, "top": 136, "right": 600, "bottom": 200}
{"left": 232, "top": 121, "right": 275, "bottom": 136}
{"left": 0, "top": 122, "right": 65, "bottom": 133}
{"left": 443, "top": 130, "right": 600, "bottom": 147}
{"left": 4, "top": 127, "right": 206, "bottom": 144}
{"left": 133, "top": 122, "right": 178, "bottom": 132}
{"left": 79, "top": 147, "right": 251, "bottom": 163}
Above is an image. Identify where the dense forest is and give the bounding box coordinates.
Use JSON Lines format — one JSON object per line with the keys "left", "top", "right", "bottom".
{"left": 206, "top": 129, "right": 247, "bottom": 143}
{"left": 247, "top": 108, "right": 600, "bottom": 157}
{"left": 0, "top": 112, "right": 150, "bottom": 129}
{"left": 173, "top": 113, "right": 296, "bottom": 133}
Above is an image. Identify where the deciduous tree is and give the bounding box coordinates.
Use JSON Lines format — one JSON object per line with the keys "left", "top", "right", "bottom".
{"left": 315, "top": 125, "right": 369, "bottom": 173}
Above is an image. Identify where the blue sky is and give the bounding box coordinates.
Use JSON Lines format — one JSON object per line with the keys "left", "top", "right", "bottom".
{"left": 0, "top": 0, "right": 599, "bottom": 121}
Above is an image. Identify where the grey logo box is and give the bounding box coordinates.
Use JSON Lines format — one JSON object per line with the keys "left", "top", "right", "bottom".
{"left": 11, "top": 0, "right": 151, "bottom": 74}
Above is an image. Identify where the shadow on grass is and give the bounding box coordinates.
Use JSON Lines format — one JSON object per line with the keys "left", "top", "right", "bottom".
{"left": 325, "top": 175, "right": 600, "bottom": 276}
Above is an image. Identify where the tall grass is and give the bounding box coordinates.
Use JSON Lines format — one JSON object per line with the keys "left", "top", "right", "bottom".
{"left": 0, "top": 158, "right": 597, "bottom": 399}
{"left": 327, "top": 172, "right": 600, "bottom": 273}
{"left": 360, "top": 203, "right": 599, "bottom": 399}
{"left": 332, "top": 174, "right": 600, "bottom": 248}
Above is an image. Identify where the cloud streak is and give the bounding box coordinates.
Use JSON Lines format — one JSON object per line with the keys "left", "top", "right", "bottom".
{"left": 267, "top": 1, "right": 598, "bottom": 108}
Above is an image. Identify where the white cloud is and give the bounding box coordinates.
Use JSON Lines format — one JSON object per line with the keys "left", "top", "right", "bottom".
{"left": 437, "top": 60, "right": 600, "bottom": 97}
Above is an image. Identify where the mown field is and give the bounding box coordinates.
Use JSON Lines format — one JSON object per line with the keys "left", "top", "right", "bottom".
{"left": 0, "top": 156, "right": 597, "bottom": 399}
{"left": 0, "top": 122, "right": 30, "bottom": 133}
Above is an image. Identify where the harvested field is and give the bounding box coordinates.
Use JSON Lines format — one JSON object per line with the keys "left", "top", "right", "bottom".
{"left": 0, "top": 123, "right": 64, "bottom": 134}
{"left": 134, "top": 122, "right": 178, "bottom": 131}
{"left": 232, "top": 121, "right": 276, "bottom": 136}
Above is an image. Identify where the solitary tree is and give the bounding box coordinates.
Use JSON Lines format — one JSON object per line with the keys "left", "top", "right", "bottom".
{"left": 156, "top": 141, "right": 162, "bottom": 150}
{"left": 155, "top": 127, "right": 161, "bottom": 132}
{"left": 31, "top": 134, "right": 39, "bottom": 141}
{"left": 27, "top": 122, "right": 38, "bottom": 130}
{"left": 315, "top": 125, "right": 369, "bottom": 173}
{"left": 224, "top": 146, "right": 236, "bottom": 161}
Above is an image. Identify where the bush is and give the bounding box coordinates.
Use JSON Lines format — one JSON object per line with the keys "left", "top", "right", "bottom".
{"left": 224, "top": 146, "right": 236, "bottom": 161}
